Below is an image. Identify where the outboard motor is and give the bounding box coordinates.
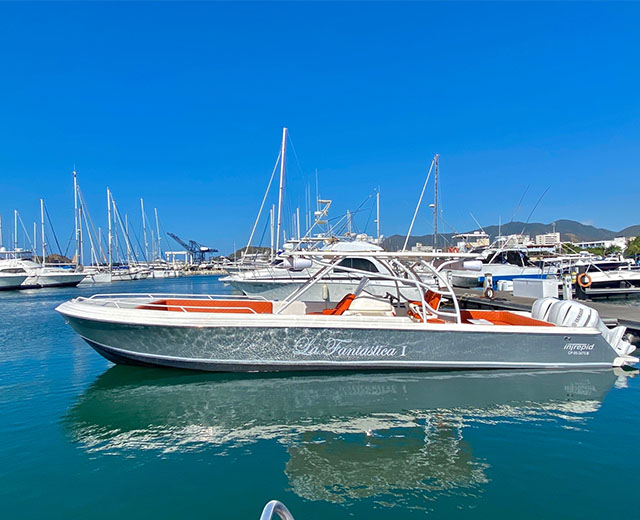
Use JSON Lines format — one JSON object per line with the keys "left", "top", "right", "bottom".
{"left": 532, "top": 298, "right": 636, "bottom": 357}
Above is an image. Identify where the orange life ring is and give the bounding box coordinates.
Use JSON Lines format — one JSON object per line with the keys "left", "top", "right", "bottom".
{"left": 448, "top": 247, "right": 459, "bottom": 253}
{"left": 577, "top": 273, "right": 592, "bottom": 288}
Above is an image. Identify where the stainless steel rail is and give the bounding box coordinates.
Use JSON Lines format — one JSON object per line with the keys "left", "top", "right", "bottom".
{"left": 259, "top": 500, "right": 295, "bottom": 520}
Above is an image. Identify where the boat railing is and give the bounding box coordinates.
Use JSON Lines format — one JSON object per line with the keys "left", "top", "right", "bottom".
{"left": 276, "top": 251, "right": 474, "bottom": 323}
{"left": 75, "top": 293, "right": 268, "bottom": 314}
{"left": 82, "top": 292, "right": 269, "bottom": 301}
{"left": 259, "top": 500, "right": 295, "bottom": 520}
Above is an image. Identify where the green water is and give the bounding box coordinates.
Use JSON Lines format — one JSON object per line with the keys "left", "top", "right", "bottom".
{"left": 1, "top": 276, "right": 639, "bottom": 519}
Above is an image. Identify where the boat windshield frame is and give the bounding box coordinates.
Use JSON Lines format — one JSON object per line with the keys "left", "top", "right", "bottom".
{"left": 275, "top": 251, "right": 479, "bottom": 323}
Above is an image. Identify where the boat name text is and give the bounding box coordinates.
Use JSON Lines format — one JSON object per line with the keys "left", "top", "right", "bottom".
{"left": 293, "top": 336, "right": 406, "bottom": 358}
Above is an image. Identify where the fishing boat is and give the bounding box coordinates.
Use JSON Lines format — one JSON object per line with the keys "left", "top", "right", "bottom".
{"left": 221, "top": 238, "right": 421, "bottom": 302}
{"left": 56, "top": 251, "right": 637, "bottom": 371}
{"left": 446, "top": 247, "right": 554, "bottom": 288}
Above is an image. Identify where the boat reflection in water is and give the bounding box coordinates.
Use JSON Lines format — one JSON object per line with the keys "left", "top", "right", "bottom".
{"left": 65, "top": 368, "right": 631, "bottom": 503}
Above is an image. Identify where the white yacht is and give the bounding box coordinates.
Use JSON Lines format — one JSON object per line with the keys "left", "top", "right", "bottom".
{"left": 446, "top": 248, "right": 553, "bottom": 288}
{"left": 221, "top": 239, "right": 428, "bottom": 302}
{"left": 0, "top": 257, "right": 86, "bottom": 288}
{"left": 0, "top": 265, "right": 28, "bottom": 290}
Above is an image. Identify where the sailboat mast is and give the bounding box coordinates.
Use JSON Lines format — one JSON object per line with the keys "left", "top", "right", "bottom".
{"left": 112, "top": 198, "right": 119, "bottom": 263}
{"left": 40, "top": 199, "right": 46, "bottom": 265}
{"left": 0, "top": 214, "right": 3, "bottom": 248}
{"left": 73, "top": 168, "right": 79, "bottom": 266}
{"left": 14, "top": 209, "right": 18, "bottom": 252}
{"left": 275, "top": 127, "right": 287, "bottom": 251}
{"left": 154, "top": 208, "right": 161, "bottom": 261}
{"left": 141, "top": 198, "right": 149, "bottom": 262}
{"left": 270, "top": 204, "right": 275, "bottom": 260}
{"left": 376, "top": 190, "right": 380, "bottom": 241}
{"left": 125, "top": 214, "right": 131, "bottom": 265}
{"left": 433, "top": 153, "right": 439, "bottom": 249}
{"left": 107, "top": 188, "right": 112, "bottom": 270}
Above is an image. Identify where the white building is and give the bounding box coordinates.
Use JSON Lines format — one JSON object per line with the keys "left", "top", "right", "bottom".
{"left": 411, "top": 242, "right": 433, "bottom": 252}
{"left": 535, "top": 232, "right": 561, "bottom": 246}
{"left": 453, "top": 231, "right": 489, "bottom": 250}
{"left": 574, "top": 237, "right": 628, "bottom": 250}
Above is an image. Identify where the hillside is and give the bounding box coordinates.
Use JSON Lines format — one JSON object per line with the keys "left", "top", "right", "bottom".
{"left": 382, "top": 219, "right": 639, "bottom": 251}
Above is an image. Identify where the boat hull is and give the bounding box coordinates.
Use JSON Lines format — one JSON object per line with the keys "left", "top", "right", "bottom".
{"left": 0, "top": 274, "right": 29, "bottom": 290}
{"left": 60, "top": 310, "right": 624, "bottom": 372}
{"left": 24, "top": 272, "right": 86, "bottom": 288}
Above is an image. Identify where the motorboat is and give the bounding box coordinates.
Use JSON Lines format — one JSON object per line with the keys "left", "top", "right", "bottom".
{"left": 56, "top": 251, "right": 638, "bottom": 371}
{"left": 0, "top": 257, "right": 86, "bottom": 288}
{"left": 0, "top": 265, "right": 28, "bottom": 290}
{"left": 446, "top": 247, "right": 554, "bottom": 288}
{"left": 80, "top": 264, "right": 152, "bottom": 284}
{"left": 221, "top": 239, "right": 429, "bottom": 302}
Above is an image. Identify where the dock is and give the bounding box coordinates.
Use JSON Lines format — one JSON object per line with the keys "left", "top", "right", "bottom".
{"left": 453, "top": 288, "right": 640, "bottom": 341}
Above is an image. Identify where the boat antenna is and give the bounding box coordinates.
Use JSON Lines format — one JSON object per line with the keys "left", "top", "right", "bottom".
{"left": 469, "top": 212, "right": 487, "bottom": 236}
{"left": 520, "top": 186, "right": 551, "bottom": 236}
{"left": 403, "top": 155, "right": 436, "bottom": 251}
{"left": 510, "top": 184, "right": 530, "bottom": 224}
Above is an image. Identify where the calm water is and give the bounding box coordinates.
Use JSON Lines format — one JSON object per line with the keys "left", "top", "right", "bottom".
{"left": 1, "top": 275, "right": 639, "bottom": 519}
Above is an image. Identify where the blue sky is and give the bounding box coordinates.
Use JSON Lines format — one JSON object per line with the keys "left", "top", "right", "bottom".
{"left": 0, "top": 1, "right": 639, "bottom": 256}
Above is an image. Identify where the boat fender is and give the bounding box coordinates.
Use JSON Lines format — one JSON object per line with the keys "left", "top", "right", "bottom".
{"left": 577, "top": 273, "right": 592, "bottom": 288}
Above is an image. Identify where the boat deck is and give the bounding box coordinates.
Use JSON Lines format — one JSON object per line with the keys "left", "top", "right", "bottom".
{"left": 453, "top": 288, "right": 640, "bottom": 339}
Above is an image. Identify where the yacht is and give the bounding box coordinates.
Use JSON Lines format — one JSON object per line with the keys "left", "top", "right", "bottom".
{"left": 221, "top": 238, "right": 423, "bottom": 303}
{"left": 0, "top": 265, "right": 28, "bottom": 290}
{"left": 56, "top": 251, "right": 637, "bottom": 371}
{"left": 446, "top": 247, "right": 553, "bottom": 288}
{"left": 0, "top": 255, "right": 86, "bottom": 288}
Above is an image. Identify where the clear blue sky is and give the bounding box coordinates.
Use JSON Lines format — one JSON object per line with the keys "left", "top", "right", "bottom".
{"left": 1, "top": 1, "right": 639, "bottom": 256}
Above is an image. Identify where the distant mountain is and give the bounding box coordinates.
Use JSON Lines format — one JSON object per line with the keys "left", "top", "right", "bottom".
{"left": 382, "top": 219, "right": 639, "bottom": 251}
{"left": 619, "top": 225, "right": 640, "bottom": 237}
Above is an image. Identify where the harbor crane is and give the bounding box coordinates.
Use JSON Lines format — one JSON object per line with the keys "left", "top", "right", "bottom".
{"left": 167, "top": 233, "right": 217, "bottom": 264}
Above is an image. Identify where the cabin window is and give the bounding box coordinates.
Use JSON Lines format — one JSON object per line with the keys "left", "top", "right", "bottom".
{"left": 337, "top": 258, "right": 379, "bottom": 273}
{"left": 506, "top": 251, "right": 524, "bottom": 266}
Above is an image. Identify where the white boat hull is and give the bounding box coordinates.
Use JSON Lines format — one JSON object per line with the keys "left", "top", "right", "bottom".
{"left": 0, "top": 273, "right": 29, "bottom": 290}
{"left": 449, "top": 266, "right": 549, "bottom": 288}
{"left": 24, "top": 271, "right": 86, "bottom": 288}
{"left": 56, "top": 298, "right": 632, "bottom": 372}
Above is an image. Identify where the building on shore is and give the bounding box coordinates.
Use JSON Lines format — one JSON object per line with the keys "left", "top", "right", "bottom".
{"left": 535, "top": 232, "right": 561, "bottom": 246}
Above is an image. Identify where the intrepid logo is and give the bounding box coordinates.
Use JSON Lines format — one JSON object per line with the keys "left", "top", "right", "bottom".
{"left": 564, "top": 343, "right": 595, "bottom": 356}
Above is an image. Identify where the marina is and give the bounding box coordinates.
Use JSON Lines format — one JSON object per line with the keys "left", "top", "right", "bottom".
{"left": 2, "top": 2, "right": 640, "bottom": 519}
{"left": 1, "top": 276, "right": 639, "bottom": 519}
